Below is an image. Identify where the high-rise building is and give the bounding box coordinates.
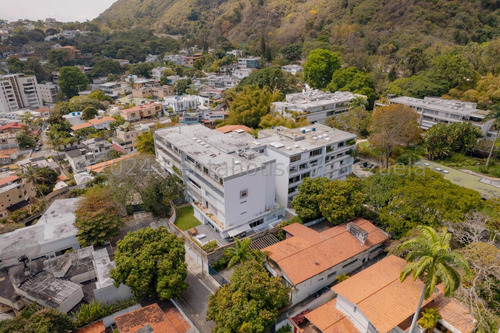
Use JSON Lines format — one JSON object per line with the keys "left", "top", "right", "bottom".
{"left": 0, "top": 74, "right": 43, "bottom": 113}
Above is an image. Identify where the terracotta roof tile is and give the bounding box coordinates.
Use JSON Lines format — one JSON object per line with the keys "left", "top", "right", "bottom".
{"left": 71, "top": 122, "right": 92, "bottom": 131}
{"left": 114, "top": 303, "right": 190, "bottom": 333}
{"left": 215, "top": 125, "right": 251, "bottom": 134}
{"left": 429, "top": 297, "right": 476, "bottom": 333}
{"left": 76, "top": 320, "right": 105, "bottom": 333}
{"left": 262, "top": 219, "right": 388, "bottom": 285}
{"left": 0, "top": 175, "right": 19, "bottom": 186}
{"left": 86, "top": 153, "right": 138, "bottom": 173}
{"left": 88, "top": 117, "right": 116, "bottom": 125}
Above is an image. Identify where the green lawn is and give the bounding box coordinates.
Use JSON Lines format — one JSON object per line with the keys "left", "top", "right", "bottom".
{"left": 174, "top": 205, "right": 201, "bottom": 231}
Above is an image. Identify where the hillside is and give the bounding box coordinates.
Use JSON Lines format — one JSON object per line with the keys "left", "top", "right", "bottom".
{"left": 99, "top": 0, "right": 500, "bottom": 50}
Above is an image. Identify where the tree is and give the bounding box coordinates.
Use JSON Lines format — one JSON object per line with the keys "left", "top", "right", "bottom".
{"left": 58, "top": 66, "right": 89, "bottom": 98}
{"left": 136, "top": 130, "right": 155, "bottom": 155}
{"left": 91, "top": 59, "right": 122, "bottom": 77}
{"left": 318, "top": 178, "right": 365, "bottom": 225}
{"left": 16, "top": 127, "right": 36, "bottom": 148}
{"left": 128, "top": 62, "right": 154, "bottom": 78}
{"left": 432, "top": 53, "right": 479, "bottom": 91}
{"left": 140, "top": 174, "right": 183, "bottom": 216}
{"left": 401, "top": 47, "right": 429, "bottom": 76}
{"left": 68, "top": 96, "right": 105, "bottom": 112}
{"left": 224, "top": 238, "right": 264, "bottom": 269}
{"left": 238, "top": 67, "right": 297, "bottom": 93}
{"left": 88, "top": 90, "right": 114, "bottom": 103}
{"left": 423, "top": 123, "right": 453, "bottom": 160}
{"left": 387, "top": 71, "right": 450, "bottom": 99}
{"left": 224, "top": 85, "right": 283, "bottom": 128}
{"left": 258, "top": 114, "right": 309, "bottom": 129}
{"left": 74, "top": 186, "right": 124, "bottom": 247}
{"left": 483, "top": 104, "right": 500, "bottom": 167}
{"left": 111, "top": 226, "right": 188, "bottom": 299}
{"left": 326, "top": 106, "right": 371, "bottom": 137}
{"left": 418, "top": 308, "right": 442, "bottom": 333}
{"left": 292, "top": 177, "right": 330, "bottom": 221}
{"left": 21, "top": 165, "right": 58, "bottom": 197}
{"left": 48, "top": 49, "right": 71, "bottom": 67}
{"left": 81, "top": 106, "right": 98, "bottom": 120}
{"left": 175, "top": 78, "right": 192, "bottom": 95}
{"left": 280, "top": 43, "right": 302, "bottom": 63}
{"left": 326, "top": 67, "right": 376, "bottom": 105}
{"left": 0, "top": 304, "right": 75, "bottom": 333}
{"left": 369, "top": 104, "right": 421, "bottom": 167}
{"left": 303, "top": 49, "right": 341, "bottom": 89}
{"left": 207, "top": 261, "right": 290, "bottom": 333}
{"left": 397, "top": 226, "right": 470, "bottom": 333}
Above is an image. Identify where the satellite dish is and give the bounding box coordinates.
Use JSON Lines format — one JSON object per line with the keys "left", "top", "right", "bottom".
{"left": 0, "top": 240, "right": 41, "bottom": 266}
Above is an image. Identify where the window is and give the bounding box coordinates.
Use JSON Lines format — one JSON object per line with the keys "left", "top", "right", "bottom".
{"left": 290, "top": 155, "right": 301, "bottom": 162}
{"left": 338, "top": 141, "right": 345, "bottom": 147}
{"left": 318, "top": 278, "right": 324, "bottom": 282}
{"left": 250, "top": 219, "right": 264, "bottom": 228}
{"left": 327, "top": 272, "right": 336, "bottom": 279}
{"left": 342, "top": 259, "right": 358, "bottom": 269}
{"left": 240, "top": 189, "right": 248, "bottom": 199}
{"left": 310, "top": 148, "right": 322, "bottom": 157}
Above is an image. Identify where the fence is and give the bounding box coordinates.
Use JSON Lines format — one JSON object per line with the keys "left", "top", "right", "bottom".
{"left": 208, "top": 265, "right": 228, "bottom": 286}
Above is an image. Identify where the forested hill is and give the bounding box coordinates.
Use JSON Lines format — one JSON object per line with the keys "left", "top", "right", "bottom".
{"left": 99, "top": 0, "right": 500, "bottom": 48}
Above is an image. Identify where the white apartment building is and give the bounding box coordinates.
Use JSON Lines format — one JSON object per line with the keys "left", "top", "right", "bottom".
{"left": 387, "top": 96, "right": 495, "bottom": 138}
{"left": 0, "top": 74, "right": 43, "bottom": 113}
{"left": 257, "top": 124, "right": 356, "bottom": 207}
{"left": 281, "top": 64, "right": 303, "bottom": 75}
{"left": 237, "top": 56, "right": 261, "bottom": 69}
{"left": 154, "top": 124, "right": 284, "bottom": 238}
{"left": 163, "top": 95, "right": 201, "bottom": 113}
{"left": 272, "top": 90, "right": 363, "bottom": 124}
{"left": 37, "top": 82, "right": 59, "bottom": 104}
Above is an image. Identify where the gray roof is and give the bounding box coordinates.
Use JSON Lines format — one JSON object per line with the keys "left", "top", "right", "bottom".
{"left": 389, "top": 96, "right": 488, "bottom": 118}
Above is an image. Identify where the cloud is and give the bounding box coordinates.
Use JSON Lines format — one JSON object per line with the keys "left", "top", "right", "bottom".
{"left": 0, "top": 0, "right": 117, "bottom": 22}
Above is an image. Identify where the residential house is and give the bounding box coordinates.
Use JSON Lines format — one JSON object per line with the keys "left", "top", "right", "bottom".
{"left": 386, "top": 96, "right": 495, "bottom": 138}
{"left": 113, "top": 122, "right": 150, "bottom": 151}
{"left": 70, "top": 116, "right": 115, "bottom": 132}
{"left": 154, "top": 124, "right": 284, "bottom": 238}
{"left": 282, "top": 64, "right": 303, "bottom": 75}
{"left": 120, "top": 103, "right": 162, "bottom": 122}
{"left": 257, "top": 124, "right": 356, "bottom": 207}
{"left": 0, "top": 148, "right": 19, "bottom": 165}
{"left": 233, "top": 68, "right": 253, "bottom": 79}
{"left": 0, "top": 133, "right": 19, "bottom": 149}
{"left": 132, "top": 85, "right": 173, "bottom": 99}
{"left": 263, "top": 219, "right": 388, "bottom": 306}
{"left": 304, "top": 255, "right": 476, "bottom": 333}
{"left": 164, "top": 54, "right": 185, "bottom": 66}
{"left": 151, "top": 66, "right": 169, "bottom": 80}
{"left": 0, "top": 122, "right": 23, "bottom": 133}
{"left": 0, "top": 175, "right": 36, "bottom": 218}
{"left": 215, "top": 125, "right": 251, "bottom": 134}
{"left": 238, "top": 56, "right": 261, "bottom": 69}
{"left": 183, "top": 53, "right": 203, "bottom": 67}
{"left": 65, "top": 139, "right": 113, "bottom": 173}
{"left": 32, "top": 106, "right": 51, "bottom": 118}
{"left": 59, "top": 45, "right": 80, "bottom": 59}
{"left": 272, "top": 90, "right": 362, "bottom": 124}
{"left": 226, "top": 50, "right": 244, "bottom": 57}
{"left": 163, "top": 95, "right": 200, "bottom": 113}
{"left": 0, "top": 74, "right": 43, "bottom": 113}
{"left": 37, "top": 82, "right": 59, "bottom": 104}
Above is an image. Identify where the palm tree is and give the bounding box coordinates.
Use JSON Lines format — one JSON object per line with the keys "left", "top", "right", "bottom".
{"left": 20, "top": 164, "right": 45, "bottom": 200}
{"left": 225, "top": 238, "right": 265, "bottom": 269}
{"left": 397, "top": 226, "right": 470, "bottom": 333}
{"left": 484, "top": 104, "right": 500, "bottom": 167}
{"left": 418, "top": 308, "right": 442, "bottom": 333}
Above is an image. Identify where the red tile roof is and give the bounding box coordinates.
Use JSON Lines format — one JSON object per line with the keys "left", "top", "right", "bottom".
{"left": 76, "top": 320, "right": 105, "bottom": 333}
{"left": 121, "top": 102, "right": 158, "bottom": 113}
{"left": 88, "top": 116, "right": 116, "bottom": 125}
{"left": 0, "top": 123, "right": 23, "bottom": 131}
{"left": 71, "top": 122, "right": 92, "bottom": 131}
{"left": 114, "top": 303, "right": 190, "bottom": 333}
{"left": 0, "top": 175, "right": 19, "bottom": 187}
{"left": 215, "top": 125, "right": 251, "bottom": 134}
{"left": 86, "top": 153, "right": 138, "bottom": 173}
{"left": 262, "top": 219, "right": 388, "bottom": 285}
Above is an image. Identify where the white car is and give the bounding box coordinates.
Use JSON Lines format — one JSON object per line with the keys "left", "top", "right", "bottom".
{"left": 443, "top": 170, "right": 449, "bottom": 174}
{"left": 424, "top": 162, "right": 429, "bottom": 166}
{"left": 436, "top": 167, "right": 442, "bottom": 172}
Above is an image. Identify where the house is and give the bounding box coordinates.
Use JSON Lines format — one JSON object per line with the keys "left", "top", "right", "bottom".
{"left": 282, "top": 64, "right": 303, "bottom": 75}
{"left": 85, "top": 153, "right": 138, "bottom": 174}
{"left": 0, "top": 175, "right": 36, "bottom": 218}
{"left": 304, "top": 255, "right": 476, "bottom": 333}
{"left": 226, "top": 49, "right": 244, "bottom": 57}
{"left": 272, "top": 90, "right": 362, "bottom": 124}
{"left": 114, "top": 303, "right": 192, "bottom": 333}
{"left": 120, "top": 103, "right": 162, "bottom": 122}
{"left": 0, "top": 122, "right": 23, "bottom": 133}
{"left": 262, "top": 219, "right": 388, "bottom": 306}
{"left": 70, "top": 116, "right": 116, "bottom": 131}
{"left": 164, "top": 54, "right": 185, "bottom": 66}
{"left": 0, "top": 148, "right": 19, "bottom": 165}
{"left": 257, "top": 124, "right": 356, "bottom": 207}
{"left": 65, "top": 139, "right": 113, "bottom": 173}
{"left": 0, "top": 198, "right": 82, "bottom": 268}
{"left": 183, "top": 53, "right": 203, "bottom": 67}
{"left": 163, "top": 95, "right": 200, "bottom": 113}
{"left": 37, "top": 82, "right": 60, "bottom": 104}
{"left": 0, "top": 133, "right": 18, "bottom": 149}
{"left": 151, "top": 66, "right": 169, "bottom": 80}
{"left": 0, "top": 74, "right": 43, "bottom": 113}
{"left": 385, "top": 96, "right": 495, "bottom": 138}
{"left": 59, "top": 45, "right": 80, "bottom": 59}
{"left": 32, "top": 106, "right": 51, "bottom": 118}
{"left": 233, "top": 67, "right": 253, "bottom": 79}
{"left": 238, "top": 56, "right": 261, "bottom": 69}
{"left": 132, "top": 85, "right": 173, "bottom": 99}
{"left": 114, "top": 122, "right": 150, "bottom": 151}
{"left": 215, "top": 125, "right": 251, "bottom": 134}
{"left": 154, "top": 124, "right": 284, "bottom": 238}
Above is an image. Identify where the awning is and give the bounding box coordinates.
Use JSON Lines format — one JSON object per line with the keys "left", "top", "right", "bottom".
{"left": 227, "top": 224, "right": 251, "bottom": 238}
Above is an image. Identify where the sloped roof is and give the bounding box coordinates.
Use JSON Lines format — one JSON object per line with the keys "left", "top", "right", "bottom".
{"left": 215, "top": 125, "right": 251, "bottom": 134}
{"left": 88, "top": 116, "right": 116, "bottom": 125}
{"left": 114, "top": 303, "right": 190, "bottom": 333}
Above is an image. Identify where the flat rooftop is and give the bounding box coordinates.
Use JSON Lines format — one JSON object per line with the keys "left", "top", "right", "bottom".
{"left": 92, "top": 248, "right": 115, "bottom": 289}
{"left": 155, "top": 124, "right": 274, "bottom": 178}
{"left": 257, "top": 124, "right": 356, "bottom": 156}
{"left": 389, "top": 96, "right": 488, "bottom": 118}
{"left": 281, "top": 90, "right": 359, "bottom": 105}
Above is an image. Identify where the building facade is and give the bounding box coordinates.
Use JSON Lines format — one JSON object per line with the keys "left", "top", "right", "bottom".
{"left": 37, "top": 82, "right": 59, "bottom": 104}
{"left": 0, "top": 74, "right": 43, "bottom": 113}
{"left": 238, "top": 57, "right": 261, "bottom": 69}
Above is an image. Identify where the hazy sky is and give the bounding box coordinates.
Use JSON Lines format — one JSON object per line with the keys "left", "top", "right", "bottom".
{"left": 0, "top": 0, "right": 118, "bottom": 22}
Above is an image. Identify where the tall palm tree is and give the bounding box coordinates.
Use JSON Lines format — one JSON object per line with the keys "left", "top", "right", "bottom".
{"left": 225, "top": 238, "right": 265, "bottom": 269}
{"left": 20, "top": 164, "right": 45, "bottom": 200}
{"left": 397, "top": 226, "right": 470, "bottom": 333}
{"left": 484, "top": 104, "right": 500, "bottom": 167}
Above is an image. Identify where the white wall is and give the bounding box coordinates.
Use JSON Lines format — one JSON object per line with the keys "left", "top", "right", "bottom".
{"left": 336, "top": 295, "right": 378, "bottom": 333}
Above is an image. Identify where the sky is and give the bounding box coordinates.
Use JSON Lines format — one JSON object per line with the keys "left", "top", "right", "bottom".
{"left": 0, "top": 0, "right": 118, "bottom": 22}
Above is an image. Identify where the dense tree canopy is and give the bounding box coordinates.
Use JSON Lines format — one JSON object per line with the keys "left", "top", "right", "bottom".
{"left": 326, "top": 105, "right": 371, "bottom": 137}
{"left": 318, "top": 178, "right": 365, "bottom": 225}
{"left": 291, "top": 177, "right": 330, "bottom": 221}
{"left": 0, "top": 304, "right": 75, "bottom": 333}
{"left": 303, "top": 49, "right": 341, "bottom": 89}
{"left": 327, "top": 67, "right": 376, "bottom": 105}
{"left": 207, "top": 261, "right": 290, "bottom": 333}
{"left": 238, "top": 67, "right": 299, "bottom": 94}
{"left": 58, "top": 66, "right": 89, "bottom": 98}
{"left": 111, "top": 226, "right": 188, "bottom": 299}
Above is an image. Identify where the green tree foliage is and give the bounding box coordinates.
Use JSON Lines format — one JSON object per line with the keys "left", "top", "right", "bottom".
{"left": 48, "top": 49, "right": 72, "bottom": 67}
{"left": 380, "top": 169, "right": 483, "bottom": 238}
{"left": 16, "top": 127, "right": 36, "bottom": 148}
{"left": 461, "top": 73, "right": 500, "bottom": 109}
{"left": 238, "top": 67, "right": 299, "bottom": 93}
{"left": 136, "top": 130, "right": 155, "bottom": 155}
{"left": 419, "top": 308, "right": 442, "bottom": 332}
{"left": 0, "top": 304, "right": 75, "bottom": 333}
{"left": 291, "top": 177, "right": 330, "bottom": 221}
{"left": 280, "top": 43, "right": 302, "bottom": 63}
{"left": 140, "top": 174, "right": 184, "bottom": 216}
{"left": 87, "top": 90, "right": 114, "bottom": 103}
{"left": 128, "top": 62, "right": 154, "bottom": 78}
{"left": 7, "top": 58, "right": 51, "bottom": 83}
{"left": 223, "top": 238, "right": 265, "bottom": 269}
{"left": 369, "top": 104, "right": 421, "bottom": 167}
{"left": 326, "top": 105, "right": 371, "bottom": 137}
{"left": 397, "top": 226, "right": 470, "bottom": 333}
{"left": 303, "top": 49, "right": 341, "bottom": 89}
{"left": 58, "top": 66, "right": 89, "bottom": 98}
{"left": 81, "top": 106, "right": 98, "bottom": 120}
{"left": 401, "top": 47, "right": 429, "bottom": 76}
{"left": 423, "top": 122, "right": 482, "bottom": 160}
{"left": 21, "top": 165, "right": 58, "bottom": 196}
{"left": 111, "top": 226, "right": 188, "bottom": 299}
{"left": 387, "top": 71, "right": 450, "bottom": 99}
{"left": 326, "top": 67, "right": 376, "bottom": 105}
{"left": 175, "top": 78, "right": 193, "bottom": 95}
{"left": 207, "top": 261, "right": 290, "bottom": 333}
{"left": 74, "top": 186, "right": 124, "bottom": 247}
{"left": 224, "top": 85, "right": 283, "bottom": 128}
{"left": 432, "top": 53, "right": 479, "bottom": 91}
{"left": 68, "top": 96, "right": 105, "bottom": 112}
{"left": 258, "top": 114, "right": 309, "bottom": 129}
{"left": 92, "top": 59, "right": 122, "bottom": 77}
{"left": 483, "top": 104, "right": 500, "bottom": 167}
{"left": 318, "top": 178, "right": 365, "bottom": 225}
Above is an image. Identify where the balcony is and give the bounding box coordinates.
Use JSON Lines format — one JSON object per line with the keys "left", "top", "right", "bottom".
{"left": 194, "top": 202, "right": 225, "bottom": 230}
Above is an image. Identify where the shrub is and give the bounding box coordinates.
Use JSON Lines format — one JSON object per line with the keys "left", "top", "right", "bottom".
{"left": 277, "top": 324, "right": 292, "bottom": 333}
{"left": 202, "top": 240, "right": 218, "bottom": 253}
{"left": 336, "top": 273, "right": 350, "bottom": 282}
{"left": 396, "top": 153, "right": 420, "bottom": 165}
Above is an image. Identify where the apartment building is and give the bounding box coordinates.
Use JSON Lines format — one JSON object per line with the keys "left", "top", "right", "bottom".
{"left": 257, "top": 124, "right": 356, "bottom": 207}
{"left": 37, "top": 82, "right": 59, "bottom": 104}
{"left": 119, "top": 102, "right": 162, "bottom": 122}
{"left": 237, "top": 57, "right": 261, "bottom": 69}
{"left": 65, "top": 138, "right": 113, "bottom": 173}
{"left": 387, "top": 96, "right": 495, "bottom": 138}
{"left": 132, "top": 85, "right": 173, "bottom": 99}
{"left": 0, "top": 74, "right": 43, "bottom": 113}
{"left": 163, "top": 95, "right": 200, "bottom": 113}
{"left": 114, "top": 122, "right": 149, "bottom": 151}
{"left": 154, "top": 124, "right": 284, "bottom": 238}
{"left": 281, "top": 64, "right": 303, "bottom": 75}
{"left": 272, "top": 90, "right": 362, "bottom": 124}
{"left": 0, "top": 175, "right": 36, "bottom": 218}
